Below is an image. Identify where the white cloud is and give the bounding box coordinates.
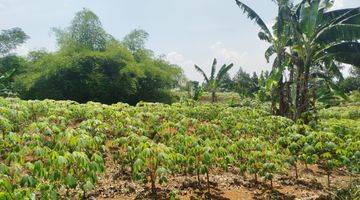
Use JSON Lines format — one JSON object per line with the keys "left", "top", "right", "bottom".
{"left": 167, "top": 42, "right": 250, "bottom": 81}
{"left": 210, "top": 41, "right": 248, "bottom": 67}
{"left": 166, "top": 51, "right": 198, "bottom": 80}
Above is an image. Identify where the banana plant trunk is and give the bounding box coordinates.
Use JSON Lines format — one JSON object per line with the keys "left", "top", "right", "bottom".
{"left": 211, "top": 91, "right": 216, "bottom": 103}
{"left": 278, "top": 78, "right": 286, "bottom": 116}
{"left": 311, "top": 79, "right": 318, "bottom": 123}
{"left": 295, "top": 63, "right": 310, "bottom": 124}
{"left": 271, "top": 91, "right": 277, "bottom": 115}
{"left": 286, "top": 67, "right": 294, "bottom": 119}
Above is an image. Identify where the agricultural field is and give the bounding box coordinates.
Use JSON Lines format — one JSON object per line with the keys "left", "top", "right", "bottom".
{"left": 0, "top": 97, "right": 359, "bottom": 200}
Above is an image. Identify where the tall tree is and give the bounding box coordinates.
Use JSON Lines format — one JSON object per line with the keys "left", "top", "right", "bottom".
{"left": 53, "top": 8, "right": 109, "bottom": 51}
{"left": 0, "top": 27, "right": 28, "bottom": 55}
{"left": 235, "top": 0, "right": 292, "bottom": 115}
{"left": 0, "top": 68, "right": 16, "bottom": 96}
{"left": 287, "top": 0, "right": 360, "bottom": 122}
{"left": 233, "top": 68, "right": 256, "bottom": 97}
{"left": 235, "top": 0, "right": 360, "bottom": 123}
{"left": 122, "top": 29, "right": 153, "bottom": 62}
{"left": 0, "top": 27, "right": 28, "bottom": 96}
{"left": 122, "top": 29, "right": 149, "bottom": 53}
{"left": 194, "top": 58, "right": 234, "bottom": 103}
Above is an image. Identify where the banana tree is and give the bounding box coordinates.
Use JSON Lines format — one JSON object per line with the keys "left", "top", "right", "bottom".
{"left": 235, "top": 0, "right": 360, "bottom": 123}
{"left": 287, "top": 0, "right": 360, "bottom": 122}
{"left": 235, "top": 0, "right": 294, "bottom": 116}
{"left": 194, "top": 58, "right": 234, "bottom": 103}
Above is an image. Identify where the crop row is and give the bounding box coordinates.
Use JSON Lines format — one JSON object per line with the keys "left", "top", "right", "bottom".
{"left": 0, "top": 98, "right": 359, "bottom": 199}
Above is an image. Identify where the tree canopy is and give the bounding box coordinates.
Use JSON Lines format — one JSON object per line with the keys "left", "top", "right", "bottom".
{"left": 10, "top": 9, "right": 184, "bottom": 105}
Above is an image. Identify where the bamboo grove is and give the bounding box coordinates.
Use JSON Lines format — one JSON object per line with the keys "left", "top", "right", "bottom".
{"left": 235, "top": 0, "right": 360, "bottom": 123}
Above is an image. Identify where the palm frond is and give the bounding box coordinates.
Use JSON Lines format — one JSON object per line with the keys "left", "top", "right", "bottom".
{"left": 314, "top": 72, "right": 348, "bottom": 100}
{"left": 235, "top": 0, "right": 273, "bottom": 40}
{"left": 210, "top": 58, "right": 217, "bottom": 80}
{"left": 265, "top": 45, "right": 276, "bottom": 63}
{"left": 258, "top": 31, "right": 271, "bottom": 42}
{"left": 316, "top": 24, "right": 360, "bottom": 43}
{"left": 320, "top": 42, "right": 360, "bottom": 66}
{"left": 341, "top": 12, "right": 360, "bottom": 24}
{"left": 194, "top": 65, "right": 210, "bottom": 83}
{"left": 299, "top": 0, "right": 320, "bottom": 38}
{"left": 216, "top": 63, "right": 234, "bottom": 83}
{"left": 319, "top": 7, "right": 360, "bottom": 29}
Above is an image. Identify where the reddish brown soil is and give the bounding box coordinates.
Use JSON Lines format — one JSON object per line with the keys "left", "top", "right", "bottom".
{"left": 86, "top": 154, "right": 357, "bottom": 200}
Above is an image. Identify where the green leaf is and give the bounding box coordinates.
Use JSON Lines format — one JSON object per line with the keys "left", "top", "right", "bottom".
{"left": 235, "top": 0, "right": 273, "bottom": 40}
{"left": 64, "top": 174, "right": 77, "bottom": 188}
{"left": 299, "top": 0, "right": 320, "bottom": 38}
{"left": 82, "top": 181, "right": 94, "bottom": 191}
{"left": 316, "top": 24, "right": 360, "bottom": 44}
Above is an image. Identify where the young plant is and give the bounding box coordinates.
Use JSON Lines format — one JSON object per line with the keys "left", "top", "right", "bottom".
{"left": 132, "top": 140, "right": 173, "bottom": 197}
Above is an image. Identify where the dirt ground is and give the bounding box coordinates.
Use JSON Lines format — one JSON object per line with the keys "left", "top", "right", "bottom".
{"left": 85, "top": 154, "right": 357, "bottom": 200}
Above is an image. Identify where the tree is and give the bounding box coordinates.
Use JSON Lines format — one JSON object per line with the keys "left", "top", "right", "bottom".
{"left": 0, "top": 27, "right": 28, "bottom": 96}
{"left": 185, "top": 81, "right": 203, "bottom": 100}
{"left": 194, "top": 58, "right": 234, "bottom": 103}
{"left": 53, "top": 8, "right": 109, "bottom": 51}
{"left": 14, "top": 9, "right": 183, "bottom": 105}
{"left": 219, "top": 72, "right": 234, "bottom": 92}
{"left": 0, "top": 28, "right": 28, "bottom": 55}
{"left": 235, "top": 0, "right": 360, "bottom": 123}
{"left": 122, "top": 29, "right": 153, "bottom": 62}
{"left": 0, "top": 55, "right": 27, "bottom": 96}
{"left": 235, "top": 0, "right": 293, "bottom": 116}
{"left": 122, "top": 29, "right": 149, "bottom": 53}
{"left": 250, "top": 72, "right": 260, "bottom": 94}
{"left": 0, "top": 69, "right": 16, "bottom": 96}
{"left": 233, "top": 68, "right": 258, "bottom": 97}
{"left": 287, "top": 0, "right": 360, "bottom": 122}
{"left": 340, "top": 66, "right": 360, "bottom": 94}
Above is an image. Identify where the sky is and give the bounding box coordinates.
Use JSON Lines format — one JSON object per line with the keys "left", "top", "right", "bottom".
{"left": 0, "top": 0, "right": 359, "bottom": 81}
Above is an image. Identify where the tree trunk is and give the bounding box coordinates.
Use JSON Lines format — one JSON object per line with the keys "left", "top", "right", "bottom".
{"left": 150, "top": 172, "right": 157, "bottom": 198}
{"left": 271, "top": 91, "right": 278, "bottom": 115}
{"left": 302, "top": 65, "right": 310, "bottom": 124}
{"left": 294, "top": 162, "right": 299, "bottom": 179}
{"left": 206, "top": 171, "right": 210, "bottom": 195}
{"left": 211, "top": 91, "right": 216, "bottom": 103}
{"left": 295, "top": 62, "right": 310, "bottom": 124}
{"left": 311, "top": 79, "right": 318, "bottom": 123}
{"left": 327, "top": 171, "right": 331, "bottom": 188}
{"left": 286, "top": 67, "right": 294, "bottom": 119}
{"left": 278, "top": 77, "right": 286, "bottom": 116}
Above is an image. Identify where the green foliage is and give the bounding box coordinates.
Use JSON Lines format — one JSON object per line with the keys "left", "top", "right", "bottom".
{"left": 122, "top": 29, "right": 150, "bottom": 54}
{"left": 235, "top": 0, "right": 360, "bottom": 122}
{"left": 53, "top": 8, "right": 109, "bottom": 52}
{"left": 0, "top": 28, "right": 28, "bottom": 55}
{"left": 0, "top": 97, "right": 359, "bottom": 197}
{"left": 185, "top": 81, "right": 203, "bottom": 101}
{"left": 194, "top": 58, "right": 234, "bottom": 103}
{"left": 233, "top": 68, "right": 260, "bottom": 97}
{"left": 11, "top": 9, "right": 183, "bottom": 105}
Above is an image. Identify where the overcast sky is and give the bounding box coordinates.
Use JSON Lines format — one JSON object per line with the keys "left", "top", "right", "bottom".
{"left": 1, "top": 0, "right": 358, "bottom": 81}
